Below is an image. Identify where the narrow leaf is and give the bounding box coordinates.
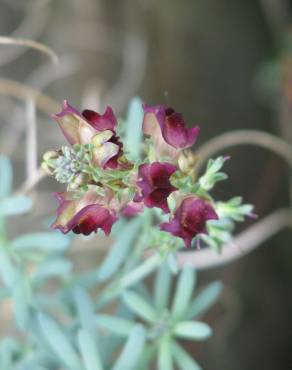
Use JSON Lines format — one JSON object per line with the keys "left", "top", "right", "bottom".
{"left": 124, "top": 97, "right": 143, "bottom": 159}
{"left": 187, "top": 281, "right": 223, "bottom": 319}
{"left": 172, "top": 341, "right": 202, "bottom": 370}
{"left": 33, "top": 259, "right": 72, "bottom": 280}
{"left": 38, "top": 313, "right": 82, "bottom": 370}
{"left": 112, "top": 325, "right": 145, "bottom": 370}
{"left": 172, "top": 266, "right": 196, "bottom": 320}
{"left": 95, "top": 314, "right": 135, "bottom": 336}
{"left": 155, "top": 262, "right": 172, "bottom": 312}
{"left": 74, "top": 287, "right": 95, "bottom": 336}
{"left": 0, "top": 156, "right": 12, "bottom": 198}
{"left": 157, "top": 335, "right": 173, "bottom": 370}
{"left": 174, "top": 321, "right": 212, "bottom": 341}
{"left": 98, "top": 217, "right": 143, "bottom": 281}
{"left": 77, "top": 329, "right": 103, "bottom": 370}
{"left": 123, "top": 291, "right": 157, "bottom": 322}
{"left": 11, "top": 232, "right": 70, "bottom": 252}
{"left": 0, "top": 195, "right": 32, "bottom": 216}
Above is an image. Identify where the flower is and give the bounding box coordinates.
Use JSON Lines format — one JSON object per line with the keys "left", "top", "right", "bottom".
{"left": 143, "top": 104, "right": 200, "bottom": 159}
{"left": 53, "top": 101, "right": 123, "bottom": 168}
{"left": 160, "top": 197, "right": 218, "bottom": 247}
{"left": 135, "top": 162, "right": 178, "bottom": 213}
{"left": 52, "top": 187, "right": 118, "bottom": 235}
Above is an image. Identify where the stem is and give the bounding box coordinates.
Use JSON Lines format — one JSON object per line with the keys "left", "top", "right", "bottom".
{"left": 176, "top": 208, "right": 292, "bottom": 270}
{"left": 195, "top": 130, "right": 292, "bottom": 174}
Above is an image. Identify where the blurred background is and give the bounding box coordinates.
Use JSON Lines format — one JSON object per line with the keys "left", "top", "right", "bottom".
{"left": 0, "top": 0, "right": 292, "bottom": 369}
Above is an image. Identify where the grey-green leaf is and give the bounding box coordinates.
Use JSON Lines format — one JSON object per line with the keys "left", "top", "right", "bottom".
{"left": 98, "top": 217, "right": 143, "bottom": 282}
{"left": 0, "top": 156, "right": 12, "bottom": 198}
{"left": 172, "top": 341, "right": 202, "bottom": 370}
{"left": 77, "top": 329, "right": 103, "bottom": 370}
{"left": 122, "top": 291, "right": 157, "bottom": 322}
{"left": 112, "top": 325, "right": 145, "bottom": 370}
{"left": 38, "top": 313, "right": 82, "bottom": 370}
{"left": 157, "top": 335, "right": 173, "bottom": 370}
{"left": 0, "top": 195, "right": 32, "bottom": 216}
{"left": 172, "top": 266, "right": 196, "bottom": 320}
{"left": 11, "top": 232, "right": 70, "bottom": 252}
{"left": 174, "top": 321, "right": 212, "bottom": 341}
{"left": 74, "top": 287, "right": 95, "bottom": 336}
{"left": 95, "top": 314, "right": 135, "bottom": 336}
{"left": 155, "top": 262, "right": 172, "bottom": 312}
{"left": 124, "top": 97, "right": 143, "bottom": 159}
{"left": 187, "top": 281, "right": 223, "bottom": 319}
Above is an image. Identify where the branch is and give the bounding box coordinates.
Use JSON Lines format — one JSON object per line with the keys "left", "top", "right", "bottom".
{"left": 177, "top": 208, "right": 292, "bottom": 270}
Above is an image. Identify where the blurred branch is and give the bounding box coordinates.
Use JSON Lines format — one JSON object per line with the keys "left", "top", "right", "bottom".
{"left": 25, "top": 99, "right": 38, "bottom": 183}
{"left": 0, "top": 78, "right": 59, "bottom": 115}
{"left": 177, "top": 208, "right": 292, "bottom": 270}
{"left": 16, "top": 168, "right": 46, "bottom": 195}
{"left": 196, "top": 130, "right": 292, "bottom": 172}
{"left": 0, "top": 36, "right": 58, "bottom": 63}
{"left": 0, "top": 0, "right": 52, "bottom": 66}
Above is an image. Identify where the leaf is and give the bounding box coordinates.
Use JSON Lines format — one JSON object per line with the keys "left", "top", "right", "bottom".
{"left": 155, "top": 262, "right": 172, "bottom": 312}
{"left": 77, "top": 329, "right": 103, "bottom": 370}
{"left": 98, "top": 217, "right": 143, "bottom": 282}
{"left": 122, "top": 291, "right": 157, "bottom": 322}
{"left": 157, "top": 335, "right": 173, "bottom": 370}
{"left": 172, "top": 266, "right": 196, "bottom": 320}
{"left": 38, "top": 313, "right": 82, "bottom": 370}
{"left": 174, "top": 321, "right": 212, "bottom": 341}
{"left": 95, "top": 314, "right": 135, "bottom": 337}
{"left": 112, "top": 325, "right": 145, "bottom": 370}
{"left": 33, "top": 259, "right": 72, "bottom": 280}
{"left": 11, "top": 232, "right": 70, "bottom": 252}
{"left": 124, "top": 97, "right": 144, "bottom": 159}
{"left": 172, "top": 341, "right": 202, "bottom": 370}
{"left": 0, "top": 195, "right": 32, "bottom": 216}
{"left": 12, "top": 275, "right": 31, "bottom": 330}
{"left": 0, "top": 248, "right": 16, "bottom": 287}
{"left": 187, "top": 281, "right": 223, "bottom": 319}
{"left": 0, "top": 156, "right": 12, "bottom": 198}
{"left": 74, "top": 287, "right": 96, "bottom": 336}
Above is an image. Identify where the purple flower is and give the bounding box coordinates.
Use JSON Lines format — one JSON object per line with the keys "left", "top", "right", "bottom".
{"left": 53, "top": 101, "right": 123, "bottom": 168}
{"left": 135, "top": 162, "right": 178, "bottom": 213}
{"left": 143, "top": 104, "right": 200, "bottom": 158}
{"left": 160, "top": 197, "right": 218, "bottom": 247}
{"left": 52, "top": 188, "right": 117, "bottom": 236}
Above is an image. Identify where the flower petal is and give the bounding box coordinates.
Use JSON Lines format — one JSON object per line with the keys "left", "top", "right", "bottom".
{"left": 82, "top": 106, "right": 117, "bottom": 131}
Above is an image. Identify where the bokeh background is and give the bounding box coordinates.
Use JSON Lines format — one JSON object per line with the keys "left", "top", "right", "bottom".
{"left": 0, "top": 0, "right": 292, "bottom": 369}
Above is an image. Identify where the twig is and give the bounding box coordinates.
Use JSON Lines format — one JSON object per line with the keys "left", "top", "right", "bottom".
{"left": 0, "top": 36, "right": 58, "bottom": 64}
{"left": 25, "top": 99, "right": 38, "bottom": 183}
{"left": 195, "top": 130, "right": 292, "bottom": 173}
{"left": 177, "top": 208, "right": 292, "bottom": 270}
{"left": 0, "top": 78, "right": 59, "bottom": 115}
{"left": 16, "top": 168, "right": 47, "bottom": 195}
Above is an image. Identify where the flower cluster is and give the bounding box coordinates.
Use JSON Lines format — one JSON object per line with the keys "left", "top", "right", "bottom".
{"left": 42, "top": 100, "right": 252, "bottom": 249}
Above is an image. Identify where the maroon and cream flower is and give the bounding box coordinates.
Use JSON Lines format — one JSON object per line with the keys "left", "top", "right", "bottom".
{"left": 160, "top": 197, "right": 218, "bottom": 247}
{"left": 143, "top": 104, "right": 200, "bottom": 159}
{"left": 52, "top": 187, "right": 118, "bottom": 236}
{"left": 53, "top": 101, "right": 123, "bottom": 169}
{"left": 134, "top": 162, "right": 178, "bottom": 213}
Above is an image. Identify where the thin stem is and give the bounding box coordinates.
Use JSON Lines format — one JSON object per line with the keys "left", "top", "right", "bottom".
{"left": 195, "top": 130, "right": 292, "bottom": 174}
{"left": 176, "top": 208, "right": 292, "bottom": 270}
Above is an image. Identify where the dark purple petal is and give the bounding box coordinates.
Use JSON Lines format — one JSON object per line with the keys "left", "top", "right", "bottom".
{"left": 82, "top": 106, "right": 117, "bottom": 131}
{"left": 52, "top": 191, "right": 117, "bottom": 236}
{"left": 160, "top": 197, "right": 218, "bottom": 247}
{"left": 143, "top": 104, "right": 200, "bottom": 150}
{"left": 136, "top": 162, "right": 177, "bottom": 213}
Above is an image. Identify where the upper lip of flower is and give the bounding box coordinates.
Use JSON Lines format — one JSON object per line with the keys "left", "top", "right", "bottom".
{"left": 142, "top": 103, "right": 200, "bottom": 153}
{"left": 52, "top": 100, "right": 123, "bottom": 169}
